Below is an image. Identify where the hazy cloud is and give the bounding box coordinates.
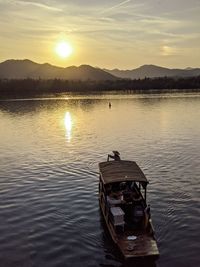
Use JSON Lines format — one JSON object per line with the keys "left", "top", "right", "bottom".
{"left": 100, "top": 0, "right": 131, "bottom": 14}
{"left": 14, "top": 0, "right": 62, "bottom": 11}
{"left": 0, "top": 0, "right": 200, "bottom": 68}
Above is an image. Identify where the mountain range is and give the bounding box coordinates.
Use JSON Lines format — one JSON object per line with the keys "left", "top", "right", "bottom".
{"left": 105, "top": 65, "right": 200, "bottom": 79}
{"left": 0, "top": 60, "right": 116, "bottom": 81}
{"left": 0, "top": 59, "right": 200, "bottom": 80}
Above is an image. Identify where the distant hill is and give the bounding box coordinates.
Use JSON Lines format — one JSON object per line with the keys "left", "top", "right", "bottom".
{"left": 0, "top": 59, "right": 117, "bottom": 81}
{"left": 1, "top": 60, "right": 200, "bottom": 81}
{"left": 105, "top": 65, "right": 200, "bottom": 79}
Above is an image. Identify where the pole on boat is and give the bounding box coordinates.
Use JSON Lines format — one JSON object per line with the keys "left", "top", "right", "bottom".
{"left": 145, "top": 187, "right": 147, "bottom": 202}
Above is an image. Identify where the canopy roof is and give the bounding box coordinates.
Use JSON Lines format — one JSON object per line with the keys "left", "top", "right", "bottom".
{"left": 99, "top": 160, "right": 148, "bottom": 185}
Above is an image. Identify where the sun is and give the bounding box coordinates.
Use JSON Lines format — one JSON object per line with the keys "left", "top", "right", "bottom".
{"left": 55, "top": 41, "right": 73, "bottom": 58}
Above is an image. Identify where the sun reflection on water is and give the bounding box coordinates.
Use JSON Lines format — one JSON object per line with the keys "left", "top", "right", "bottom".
{"left": 64, "top": 112, "right": 72, "bottom": 141}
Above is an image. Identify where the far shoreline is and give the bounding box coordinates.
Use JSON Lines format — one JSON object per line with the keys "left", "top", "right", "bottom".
{"left": 0, "top": 77, "right": 200, "bottom": 99}
{"left": 1, "top": 89, "right": 200, "bottom": 101}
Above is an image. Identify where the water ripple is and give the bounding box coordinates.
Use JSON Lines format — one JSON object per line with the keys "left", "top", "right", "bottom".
{"left": 0, "top": 94, "right": 200, "bottom": 267}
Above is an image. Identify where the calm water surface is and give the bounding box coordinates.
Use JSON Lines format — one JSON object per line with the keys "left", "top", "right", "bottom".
{"left": 0, "top": 93, "right": 200, "bottom": 267}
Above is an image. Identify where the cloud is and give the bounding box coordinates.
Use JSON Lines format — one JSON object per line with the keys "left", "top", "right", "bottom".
{"left": 14, "top": 0, "right": 62, "bottom": 12}
{"left": 161, "top": 46, "right": 173, "bottom": 56}
{"left": 0, "top": 0, "right": 200, "bottom": 68}
{"left": 100, "top": 0, "right": 131, "bottom": 14}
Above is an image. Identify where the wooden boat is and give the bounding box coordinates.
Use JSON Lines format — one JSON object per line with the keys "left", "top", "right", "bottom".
{"left": 98, "top": 154, "right": 159, "bottom": 259}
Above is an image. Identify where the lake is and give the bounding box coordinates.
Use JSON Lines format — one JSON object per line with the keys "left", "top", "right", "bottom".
{"left": 0, "top": 93, "right": 200, "bottom": 267}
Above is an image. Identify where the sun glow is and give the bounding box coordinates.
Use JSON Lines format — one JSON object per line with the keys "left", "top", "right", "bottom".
{"left": 55, "top": 41, "right": 73, "bottom": 58}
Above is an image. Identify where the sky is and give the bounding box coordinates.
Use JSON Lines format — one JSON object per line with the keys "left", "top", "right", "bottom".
{"left": 0, "top": 0, "right": 200, "bottom": 69}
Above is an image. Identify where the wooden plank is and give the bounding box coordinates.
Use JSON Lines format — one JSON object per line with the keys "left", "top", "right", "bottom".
{"left": 117, "top": 234, "right": 159, "bottom": 258}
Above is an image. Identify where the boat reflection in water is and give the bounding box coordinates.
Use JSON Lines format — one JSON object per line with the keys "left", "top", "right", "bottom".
{"left": 64, "top": 111, "right": 72, "bottom": 142}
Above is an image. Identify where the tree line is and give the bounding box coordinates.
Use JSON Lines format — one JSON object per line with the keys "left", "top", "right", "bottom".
{"left": 0, "top": 76, "right": 200, "bottom": 97}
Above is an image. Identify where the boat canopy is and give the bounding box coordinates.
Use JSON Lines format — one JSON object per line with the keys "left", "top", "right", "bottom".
{"left": 99, "top": 160, "right": 148, "bottom": 185}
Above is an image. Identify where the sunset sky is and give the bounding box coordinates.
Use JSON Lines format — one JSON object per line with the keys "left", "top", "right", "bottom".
{"left": 0, "top": 0, "right": 200, "bottom": 69}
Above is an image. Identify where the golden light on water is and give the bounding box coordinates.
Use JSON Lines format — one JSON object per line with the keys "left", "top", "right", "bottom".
{"left": 64, "top": 112, "right": 72, "bottom": 141}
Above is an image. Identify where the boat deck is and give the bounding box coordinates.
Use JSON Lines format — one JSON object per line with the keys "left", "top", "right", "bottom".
{"left": 117, "top": 231, "right": 159, "bottom": 259}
